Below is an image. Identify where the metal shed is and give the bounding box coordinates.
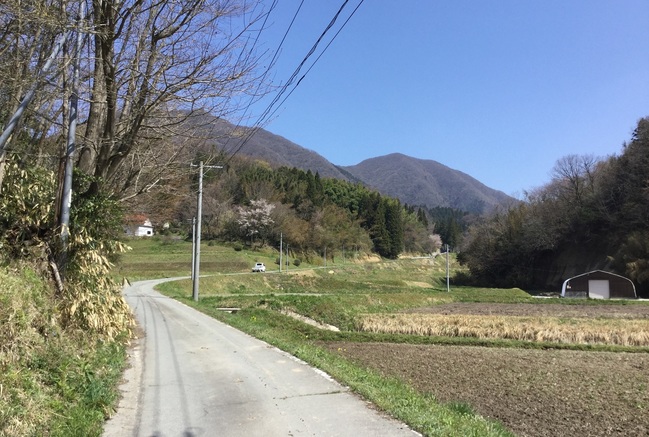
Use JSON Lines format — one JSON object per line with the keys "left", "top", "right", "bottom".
{"left": 561, "top": 270, "right": 637, "bottom": 299}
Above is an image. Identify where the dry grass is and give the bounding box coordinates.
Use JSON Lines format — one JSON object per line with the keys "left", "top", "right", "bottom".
{"left": 357, "top": 313, "right": 649, "bottom": 346}
{"left": 404, "top": 281, "right": 433, "bottom": 288}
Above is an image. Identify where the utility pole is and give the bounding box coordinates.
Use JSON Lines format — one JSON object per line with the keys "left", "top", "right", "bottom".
{"left": 191, "top": 217, "right": 196, "bottom": 281}
{"left": 446, "top": 244, "right": 450, "bottom": 292}
{"left": 279, "top": 233, "right": 282, "bottom": 273}
{"left": 191, "top": 161, "right": 222, "bottom": 301}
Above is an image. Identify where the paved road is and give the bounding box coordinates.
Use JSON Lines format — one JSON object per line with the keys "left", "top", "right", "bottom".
{"left": 103, "top": 278, "right": 417, "bottom": 437}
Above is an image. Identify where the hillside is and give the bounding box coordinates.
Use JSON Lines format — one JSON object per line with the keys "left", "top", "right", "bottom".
{"left": 342, "top": 153, "right": 513, "bottom": 213}
{"left": 190, "top": 114, "right": 351, "bottom": 180}
{"left": 227, "top": 130, "right": 515, "bottom": 212}
{"left": 185, "top": 112, "right": 514, "bottom": 212}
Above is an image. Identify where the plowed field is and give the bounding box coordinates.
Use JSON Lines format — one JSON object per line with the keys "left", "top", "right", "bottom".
{"left": 325, "top": 303, "right": 649, "bottom": 437}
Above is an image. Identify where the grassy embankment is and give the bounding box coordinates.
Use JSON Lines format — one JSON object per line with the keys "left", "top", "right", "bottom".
{"left": 117, "top": 237, "right": 649, "bottom": 436}
{"left": 0, "top": 265, "right": 127, "bottom": 437}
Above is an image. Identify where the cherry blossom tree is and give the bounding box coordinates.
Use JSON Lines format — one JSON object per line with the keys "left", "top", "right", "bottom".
{"left": 237, "top": 199, "right": 274, "bottom": 246}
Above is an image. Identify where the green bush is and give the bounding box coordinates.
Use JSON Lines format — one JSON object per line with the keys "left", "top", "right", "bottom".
{"left": 0, "top": 161, "right": 56, "bottom": 257}
{"left": 293, "top": 258, "right": 301, "bottom": 267}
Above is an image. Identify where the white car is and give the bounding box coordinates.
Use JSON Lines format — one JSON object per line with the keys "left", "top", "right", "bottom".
{"left": 252, "top": 263, "right": 266, "bottom": 272}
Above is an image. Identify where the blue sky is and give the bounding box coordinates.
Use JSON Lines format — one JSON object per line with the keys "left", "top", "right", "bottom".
{"left": 238, "top": 1, "right": 649, "bottom": 197}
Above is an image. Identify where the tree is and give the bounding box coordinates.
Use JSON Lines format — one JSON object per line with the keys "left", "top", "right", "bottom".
{"left": 551, "top": 154, "right": 599, "bottom": 207}
{"left": 236, "top": 199, "right": 274, "bottom": 246}
{"left": 269, "top": 202, "right": 309, "bottom": 252}
{"left": 383, "top": 199, "right": 404, "bottom": 258}
{"left": 0, "top": 0, "right": 69, "bottom": 188}
{"left": 1, "top": 0, "right": 271, "bottom": 199}
{"left": 77, "top": 0, "right": 270, "bottom": 197}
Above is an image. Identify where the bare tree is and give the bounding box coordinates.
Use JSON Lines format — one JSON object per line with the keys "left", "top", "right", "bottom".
{"left": 551, "top": 154, "right": 599, "bottom": 206}
{"left": 1, "top": 0, "right": 270, "bottom": 198}
{"left": 77, "top": 0, "right": 270, "bottom": 196}
{"left": 0, "top": 0, "right": 69, "bottom": 187}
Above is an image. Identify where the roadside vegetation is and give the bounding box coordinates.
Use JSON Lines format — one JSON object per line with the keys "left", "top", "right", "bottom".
{"left": 0, "top": 164, "right": 132, "bottom": 436}
{"left": 0, "top": 264, "right": 127, "bottom": 437}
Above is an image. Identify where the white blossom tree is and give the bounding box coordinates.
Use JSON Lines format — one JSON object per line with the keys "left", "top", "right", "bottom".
{"left": 237, "top": 199, "right": 274, "bottom": 246}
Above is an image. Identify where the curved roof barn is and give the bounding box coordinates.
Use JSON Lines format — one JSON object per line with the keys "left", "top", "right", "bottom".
{"left": 561, "top": 270, "right": 636, "bottom": 299}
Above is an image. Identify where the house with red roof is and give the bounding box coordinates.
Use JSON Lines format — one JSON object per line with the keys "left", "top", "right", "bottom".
{"left": 124, "top": 214, "right": 154, "bottom": 237}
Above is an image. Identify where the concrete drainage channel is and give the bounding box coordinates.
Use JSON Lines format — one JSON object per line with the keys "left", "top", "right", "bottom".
{"left": 280, "top": 309, "right": 340, "bottom": 332}
{"left": 217, "top": 307, "right": 340, "bottom": 332}
{"left": 215, "top": 307, "right": 340, "bottom": 331}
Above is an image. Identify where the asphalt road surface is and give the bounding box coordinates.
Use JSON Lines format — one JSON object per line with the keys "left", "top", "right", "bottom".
{"left": 103, "top": 278, "right": 417, "bottom": 437}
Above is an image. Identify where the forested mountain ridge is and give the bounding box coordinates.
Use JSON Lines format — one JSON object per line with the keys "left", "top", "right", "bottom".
{"left": 341, "top": 153, "right": 514, "bottom": 214}
{"left": 196, "top": 116, "right": 352, "bottom": 181}
{"left": 189, "top": 113, "right": 514, "bottom": 212}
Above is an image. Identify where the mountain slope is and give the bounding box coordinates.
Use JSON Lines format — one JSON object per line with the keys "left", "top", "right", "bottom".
{"left": 196, "top": 116, "right": 350, "bottom": 180}
{"left": 342, "top": 153, "right": 513, "bottom": 213}
{"left": 184, "top": 112, "right": 513, "bottom": 212}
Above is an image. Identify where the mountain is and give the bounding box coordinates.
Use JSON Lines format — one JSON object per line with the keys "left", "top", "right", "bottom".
{"left": 228, "top": 127, "right": 513, "bottom": 213}
{"left": 184, "top": 112, "right": 513, "bottom": 212}
{"left": 193, "top": 115, "right": 351, "bottom": 180}
{"left": 341, "top": 153, "right": 513, "bottom": 213}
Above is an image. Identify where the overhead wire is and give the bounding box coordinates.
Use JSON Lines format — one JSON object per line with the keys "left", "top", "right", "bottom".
{"left": 261, "top": 0, "right": 365, "bottom": 128}
{"left": 217, "top": 0, "right": 304, "bottom": 156}
{"left": 224, "top": 0, "right": 364, "bottom": 165}
{"left": 226, "top": 0, "right": 352, "bottom": 160}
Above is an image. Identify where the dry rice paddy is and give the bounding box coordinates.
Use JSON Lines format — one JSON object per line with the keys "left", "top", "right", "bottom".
{"left": 357, "top": 313, "right": 649, "bottom": 346}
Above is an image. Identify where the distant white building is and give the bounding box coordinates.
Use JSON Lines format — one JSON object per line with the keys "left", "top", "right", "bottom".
{"left": 124, "top": 215, "right": 154, "bottom": 237}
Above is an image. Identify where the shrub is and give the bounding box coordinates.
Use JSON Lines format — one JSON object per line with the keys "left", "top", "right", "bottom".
{"left": 293, "top": 258, "right": 301, "bottom": 267}
{"left": 0, "top": 161, "right": 56, "bottom": 257}
{"left": 233, "top": 243, "right": 243, "bottom": 251}
{"left": 0, "top": 160, "right": 132, "bottom": 341}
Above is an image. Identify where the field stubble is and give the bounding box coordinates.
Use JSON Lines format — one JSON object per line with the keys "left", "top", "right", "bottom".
{"left": 358, "top": 313, "right": 649, "bottom": 346}
{"left": 326, "top": 341, "right": 649, "bottom": 437}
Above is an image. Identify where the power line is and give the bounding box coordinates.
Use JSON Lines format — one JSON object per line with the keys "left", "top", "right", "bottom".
{"left": 218, "top": 0, "right": 304, "bottom": 153}
{"left": 262, "top": 0, "right": 365, "bottom": 126}
{"left": 225, "top": 0, "right": 364, "bottom": 164}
